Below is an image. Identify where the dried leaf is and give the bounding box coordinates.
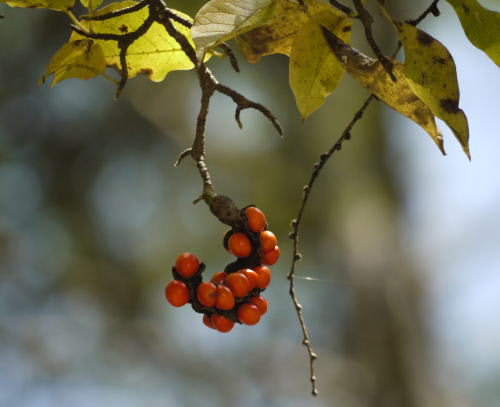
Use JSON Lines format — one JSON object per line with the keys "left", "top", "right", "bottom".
{"left": 322, "top": 28, "right": 445, "bottom": 154}
{"left": 395, "top": 22, "right": 470, "bottom": 158}
{"left": 237, "top": 0, "right": 336, "bottom": 62}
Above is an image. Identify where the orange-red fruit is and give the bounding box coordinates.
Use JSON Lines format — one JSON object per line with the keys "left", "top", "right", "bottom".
{"left": 240, "top": 269, "right": 258, "bottom": 290}
{"left": 165, "top": 280, "right": 190, "bottom": 307}
{"left": 210, "top": 271, "right": 227, "bottom": 284}
{"left": 175, "top": 252, "right": 200, "bottom": 278}
{"left": 260, "top": 230, "right": 278, "bottom": 252}
{"left": 226, "top": 272, "right": 251, "bottom": 297}
{"left": 203, "top": 314, "right": 214, "bottom": 329}
{"left": 215, "top": 285, "right": 235, "bottom": 310}
{"left": 197, "top": 282, "right": 217, "bottom": 307}
{"left": 245, "top": 206, "right": 267, "bottom": 232}
{"left": 261, "top": 245, "right": 280, "bottom": 266}
{"left": 228, "top": 232, "right": 252, "bottom": 258}
{"left": 254, "top": 265, "right": 272, "bottom": 289}
{"left": 211, "top": 314, "right": 235, "bottom": 333}
{"left": 249, "top": 295, "right": 268, "bottom": 315}
{"left": 238, "top": 303, "right": 261, "bottom": 325}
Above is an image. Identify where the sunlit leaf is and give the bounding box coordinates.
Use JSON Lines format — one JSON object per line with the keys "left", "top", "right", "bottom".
{"left": 79, "top": 0, "right": 103, "bottom": 11}
{"left": 39, "top": 39, "right": 105, "bottom": 86}
{"left": 237, "top": 0, "right": 336, "bottom": 62}
{"left": 289, "top": 10, "right": 351, "bottom": 119}
{"left": 323, "top": 28, "right": 445, "bottom": 154}
{"left": 192, "top": 0, "right": 275, "bottom": 62}
{"left": 395, "top": 22, "right": 470, "bottom": 158}
{"left": 1, "top": 0, "right": 74, "bottom": 11}
{"left": 72, "top": 1, "right": 196, "bottom": 82}
{"left": 447, "top": 0, "right": 500, "bottom": 67}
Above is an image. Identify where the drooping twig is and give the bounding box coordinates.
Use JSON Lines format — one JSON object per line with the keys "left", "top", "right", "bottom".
{"left": 288, "top": 0, "right": 443, "bottom": 396}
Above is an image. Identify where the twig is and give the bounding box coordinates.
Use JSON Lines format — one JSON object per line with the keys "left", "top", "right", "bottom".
{"left": 329, "top": 0, "right": 354, "bottom": 16}
{"left": 288, "top": 0, "right": 444, "bottom": 396}
{"left": 352, "top": 0, "right": 396, "bottom": 81}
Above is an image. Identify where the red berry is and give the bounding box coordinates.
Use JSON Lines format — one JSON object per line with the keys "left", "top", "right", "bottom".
{"left": 175, "top": 252, "right": 200, "bottom": 278}
{"left": 245, "top": 207, "right": 267, "bottom": 232}
{"left": 254, "top": 265, "right": 271, "bottom": 289}
{"left": 203, "top": 314, "right": 214, "bottom": 329}
{"left": 240, "top": 268, "right": 258, "bottom": 290}
{"left": 165, "top": 280, "right": 190, "bottom": 307}
{"left": 238, "top": 303, "right": 261, "bottom": 325}
{"left": 215, "top": 285, "right": 235, "bottom": 310}
{"left": 210, "top": 271, "right": 227, "bottom": 284}
{"left": 260, "top": 230, "right": 278, "bottom": 252}
{"left": 197, "top": 282, "right": 217, "bottom": 307}
{"left": 226, "top": 272, "right": 251, "bottom": 297}
{"left": 228, "top": 233, "right": 252, "bottom": 258}
{"left": 211, "top": 314, "right": 234, "bottom": 333}
{"left": 249, "top": 295, "right": 268, "bottom": 315}
{"left": 261, "top": 245, "right": 280, "bottom": 266}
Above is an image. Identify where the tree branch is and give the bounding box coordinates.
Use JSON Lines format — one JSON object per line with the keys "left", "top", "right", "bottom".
{"left": 288, "top": 0, "right": 444, "bottom": 396}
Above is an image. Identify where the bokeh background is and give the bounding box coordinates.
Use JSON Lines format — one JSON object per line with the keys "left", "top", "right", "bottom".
{"left": 1, "top": 1, "right": 499, "bottom": 406}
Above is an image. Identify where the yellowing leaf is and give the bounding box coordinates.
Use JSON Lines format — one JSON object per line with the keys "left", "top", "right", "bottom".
{"left": 72, "top": 1, "right": 196, "bottom": 82}
{"left": 289, "top": 10, "right": 351, "bottom": 118}
{"left": 1, "top": 0, "right": 74, "bottom": 11}
{"left": 39, "top": 39, "right": 105, "bottom": 86}
{"left": 395, "top": 22, "right": 469, "bottom": 158}
{"left": 322, "top": 28, "right": 445, "bottom": 154}
{"left": 447, "top": 0, "right": 500, "bottom": 67}
{"left": 79, "top": 0, "right": 103, "bottom": 11}
{"left": 237, "top": 0, "right": 338, "bottom": 62}
{"left": 192, "top": 0, "right": 275, "bottom": 61}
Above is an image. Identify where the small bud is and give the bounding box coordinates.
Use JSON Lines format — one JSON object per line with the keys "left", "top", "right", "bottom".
{"left": 288, "top": 232, "right": 296, "bottom": 239}
{"left": 290, "top": 219, "right": 297, "bottom": 227}
{"left": 294, "top": 253, "right": 302, "bottom": 261}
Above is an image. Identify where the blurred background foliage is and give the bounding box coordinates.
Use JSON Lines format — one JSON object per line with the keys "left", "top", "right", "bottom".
{"left": 1, "top": 1, "right": 499, "bottom": 406}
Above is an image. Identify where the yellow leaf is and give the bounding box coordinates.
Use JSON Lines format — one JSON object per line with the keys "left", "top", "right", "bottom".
{"left": 395, "top": 22, "right": 470, "bottom": 158}
{"left": 79, "top": 0, "right": 103, "bottom": 11}
{"left": 1, "top": 0, "right": 74, "bottom": 11}
{"left": 72, "top": 1, "right": 196, "bottom": 82}
{"left": 289, "top": 10, "right": 351, "bottom": 118}
{"left": 447, "top": 0, "right": 500, "bottom": 67}
{"left": 39, "top": 39, "right": 105, "bottom": 86}
{"left": 192, "top": 0, "right": 275, "bottom": 62}
{"left": 322, "top": 28, "right": 446, "bottom": 155}
{"left": 237, "top": 0, "right": 337, "bottom": 62}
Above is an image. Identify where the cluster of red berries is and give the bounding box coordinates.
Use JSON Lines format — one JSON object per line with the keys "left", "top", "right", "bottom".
{"left": 165, "top": 206, "right": 280, "bottom": 333}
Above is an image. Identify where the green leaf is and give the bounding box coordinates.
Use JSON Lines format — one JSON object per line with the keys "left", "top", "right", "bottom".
{"left": 322, "top": 28, "right": 446, "bottom": 155}
{"left": 395, "top": 22, "right": 470, "bottom": 158}
{"left": 72, "top": 1, "right": 196, "bottom": 82}
{"left": 192, "top": 0, "right": 275, "bottom": 61}
{"left": 39, "top": 39, "right": 106, "bottom": 86}
{"left": 447, "top": 0, "right": 500, "bottom": 67}
{"left": 289, "top": 10, "right": 351, "bottom": 119}
{"left": 1, "top": 0, "right": 74, "bottom": 11}
{"left": 79, "top": 0, "right": 103, "bottom": 11}
{"left": 237, "top": 0, "right": 337, "bottom": 62}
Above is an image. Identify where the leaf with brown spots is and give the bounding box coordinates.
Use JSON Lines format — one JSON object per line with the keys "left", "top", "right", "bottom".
{"left": 71, "top": 1, "right": 199, "bottom": 82}
{"left": 1, "top": 0, "right": 74, "bottom": 11}
{"left": 447, "top": 0, "right": 500, "bottom": 67}
{"left": 236, "top": 0, "right": 341, "bottom": 63}
{"left": 39, "top": 39, "right": 105, "bottom": 86}
{"left": 395, "top": 22, "right": 470, "bottom": 158}
{"left": 289, "top": 9, "right": 351, "bottom": 118}
{"left": 322, "top": 28, "right": 445, "bottom": 154}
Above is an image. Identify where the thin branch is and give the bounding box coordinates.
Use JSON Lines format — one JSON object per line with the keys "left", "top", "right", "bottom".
{"left": 329, "top": 0, "right": 354, "bottom": 16}
{"left": 352, "top": 0, "right": 396, "bottom": 81}
{"left": 288, "top": 0, "right": 444, "bottom": 396}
